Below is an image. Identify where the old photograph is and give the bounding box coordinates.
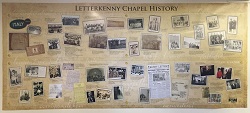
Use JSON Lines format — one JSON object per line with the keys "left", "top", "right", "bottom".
{"left": 174, "top": 63, "right": 190, "bottom": 73}
{"left": 183, "top": 37, "right": 200, "bottom": 49}
{"left": 48, "top": 23, "right": 62, "bottom": 33}
{"left": 128, "top": 18, "right": 144, "bottom": 30}
{"left": 228, "top": 16, "right": 238, "bottom": 34}
{"left": 191, "top": 74, "right": 207, "bottom": 85}
{"left": 106, "top": 17, "right": 125, "bottom": 29}
{"left": 217, "top": 67, "right": 232, "bottom": 79}
{"left": 49, "top": 65, "right": 61, "bottom": 79}
{"left": 129, "top": 41, "right": 139, "bottom": 56}
{"left": 96, "top": 88, "right": 111, "bottom": 101}
{"left": 153, "top": 73, "right": 166, "bottom": 81}
{"left": 139, "top": 88, "right": 150, "bottom": 103}
{"left": 9, "top": 33, "right": 29, "bottom": 50}
{"left": 19, "top": 90, "right": 31, "bottom": 103}
{"left": 202, "top": 87, "right": 210, "bottom": 98}
{"left": 62, "top": 15, "right": 79, "bottom": 26}
{"left": 171, "top": 15, "right": 189, "bottom": 28}
{"left": 89, "top": 33, "right": 108, "bottom": 49}
{"left": 148, "top": 15, "right": 161, "bottom": 32}
{"left": 9, "top": 67, "right": 22, "bottom": 87}
{"left": 64, "top": 33, "right": 81, "bottom": 46}
{"left": 108, "top": 38, "right": 126, "bottom": 49}
{"left": 200, "top": 65, "right": 215, "bottom": 76}
{"left": 49, "top": 84, "right": 62, "bottom": 99}
{"left": 33, "top": 81, "right": 43, "bottom": 96}
{"left": 208, "top": 31, "right": 226, "bottom": 46}
{"left": 62, "top": 63, "right": 74, "bottom": 70}
{"left": 83, "top": 19, "right": 105, "bottom": 34}
{"left": 131, "top": 65, "right": 144, "bottom": 76}
{"left": 141, "top": 34, "right": 161, "bottom": 50}
{"left": 108, "top": 66, "right": 126, "bottom": 80}
{"left": 207, "top": 15, "right": 219, "bottom": 29}
{"left": 114, "top": 86, "right": 123, "bottom": 100}
{"left": 226, "top": 79, "right": 241, "bottom": 90}
{"left": 25, "top": 65, "right": 46, "bottom": 78}
{"left": 224, "top": 39, "right": 242, "bottom": 52}
{"left": 27, "top": 25, "right": 41, "bottom": 35}
{"left": 87, "top": 91, "right": 95, "bottom": 103}
{"left": 194, "top": 24, "right": 205, "bottom": 39}
{"left": 26, "top": 44, "right": 45, "bottom": 56}
{"left": 168, "top": 34, "right": 181, "bottom": 50}
{"left": 208, "top": 93, "right": 221, "bottom": 103}
{"left": 86, "top": 68, "right": 105, "bottom": 82}
{"left": 48, "top": 38, "right": 60, "bottom": 50}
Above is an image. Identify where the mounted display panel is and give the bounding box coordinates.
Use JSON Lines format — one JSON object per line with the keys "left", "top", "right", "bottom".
{"left": 2, "top": 3, "right": 247, "bottom": 110}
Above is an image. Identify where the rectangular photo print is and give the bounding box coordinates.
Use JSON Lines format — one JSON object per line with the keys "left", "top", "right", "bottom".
{"left": 174, "top": 63, "right": 190, "bottom": 73}
{"left": 87, "top": 91, "right": 96, "bottom": 103}
{"left": 48, "top": 23, "right": 63, "bottom": 33}
{"left": 200, "top": 65, "right": 215, "bottom": 76}
{"left": 33, "top": 81, "right": 44, "bottom": 96}
{"left": 9, "top": 33, "right": 29, "bottom": 50}
{"left": 106, "top": 17, "right": 125, "bottom": 29}
{"left": 202, "top": 87, "right": 210, "bottom": 98}
{"left": 89, "top": 34, "right": 108, "bottom": 49}
{"left": 26, "top": 44, "right": 45, "bottom": 56}
{"left": 83, "top": 19, "right": 105, "bottom": 34}
{"left": 207, "top": 15, "right": 219, "bottom": 29}
{"left": 228, "top": 16, "right": 238, "bottom": 34}
{"left": 48, "top": 38, "right": 60, "bottom": 50}
{"left": 172, "top": 15, "right": 189, "bottom": 28}
{"left": 25, "top": 65, "right": 46, "bottom": 78}
{"left": 62, "top": 15, "right": 79, "bottom": 26}
{"left": 191, "top": 74, "right": 207, "bottom": 85}
{"left": 216, "top": 67, "right": 232, "bottom": 79}
{"left": 108, "top": 38, "right": 126, "bottom": 49}
{"left": 108, "top": 66, "right": 126, "bottom": 80}
{"left": 129, "top": 41, "right": 139, "bottom": 56}
{"left": 114, "top": 86, "right": 123, "bottom": 100}
{"left": 194, "top": 24, "right": 205, "bottom": 39}
{"left": 64, "top": 33, "right": 81, "bottom": 46}
{"left": 96, "top": 88, "right": 111, "bottom": 101}
{"left": 27, "top": 25, "right": 41, "bottom": 35}
{"left": 226, "top": 79, "right": 240, "bottom": 90}
{"left": 208, "top": 31, "right": 226, "bottom": 46}
{"left": 208, "top": 93, "right": 221, "bottom": 103}
{"left": 141, "top": 34, "right": 161, "bottom": 50}
{"left": 131, "top": 65, "right": 144, "bottom": 76}
{"left": 49, "top": 65, "right": 62, "bottom": 79}
{"left": 148, "top": 15, "right": 161, "bottom": 32}
{"left": 183, "top": 37, "right": 200, "bottom": 49}
{"left": 9, "top": 67, "right": 22, "bottom": 87}
{"left": 224, "top": 39, "right": 242, "bottom": 52}
{"left": 62, "top": 63, "right": 74, "bottom": 70}
{"left": 86, "top": 68, "right": 105, "bottom": 82}
{"left": 49, "top": 84, "right": 62, "bottom": 99}
{"left": 139, "top": 88, "right": 150, "bottom": 103}
{"left": 19, "top": 90, "right": 31, "bottom": 103}
{"left": 168, "top": 34, "right": 181, "bottom": 50}
{"left": 128, "top": 18, "right": 144, "bottom": 30}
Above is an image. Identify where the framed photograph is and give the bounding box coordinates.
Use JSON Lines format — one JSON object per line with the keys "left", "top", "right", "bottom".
{"left": 226, "top": 79, "right": 241, "bottom": 90}
{"left": 128, "top": 18, "right": 144, "bottom": 30}
{"left": 174, "top": 62, "right": 190, "bottom": 73}
{"left": 89, "top": 33, "right": 108, "bottom": 49}
{"left": 194, "top": 24, "right": 205, "bottom": 39}
{"left": 62, "top": 63, "right": 74, "bottom": 70}
{"left": 207, "top": 15, "right": 219, "bottom": 29}
{"left": 217, "top": 67, "right": 232, "bottom": 79}
{"left": 48, "top": 23, "right": 63, "bottom": 33}
{"left": 27, "top": 25, "right": 41, "bottom": 35}
{"left": 49, "top": 84, "right": 62, "bottom": 99}
{"left": 86, "top": 68, "right": 105, "bottom": 82}
{"left": 228, "top": 16, "right": 238, "bottom": 34}
{"left": 202, "top": 87, "right": 210, "bottom": 98}
{"left": 131, "top": 65, "right": 144, "bottom": 76}
{"left": 108, "top": 66, "right": 126, "bottom": 80}
{"left": 148, "top": 15, "right": 161, "bottom": 32}
{"left": 96, "top": 88, "right": 111, "bottom": 101}
{"left": 33, "top": 81, "right": 44, "bottom": 96}
{"left": 19, "top": 90, "right": 31, "bottom": 103}
{"left": 141, "top": 34, "right": 161, "bottom": 50}
{"left": 62, "top": 15, "right": 79, "bottom": 26}
{"left": 183, "top": 37, "right": 200, "bottom": 49}
{"left": 208, "top": 31, "right": 226, "bottom": 46}
{"left": 86, "top": 91, "right": 95, "bottom": 103}
{"left": 171, "top": 15, "right": 189, "bottom": 28}
{"left": 106, "top": 17, "right": 125, "bottom": 29}
{"left": 200, "top": 65, "right": 215, "bottom": 76}
{"left": 9, "top": 67, "right": 22, "bottom": 87}
{"left": 64, "top": 33, "right": 81, "bottom": 46}
{"left": 224, "top": 39, "right": 242, "bottom": 52}
{"left": 48, "top": 38, "right": 60, "bottom": 50}
{"left": 168, "top": 34, "right": 181, "bottom": 50}
{"left": 129, "top": 41, "right": 139, "bottom": 56}
{"left": 49, "top": 65, "right": 62, "bottom": 79}
{"left": 26, "top": 44, "right": 45, "bottom": 56}
{"left": 83, "top": 19, "right": 105, "bottom": 34}
{"left": 114, "top": 86, "right": 123, "bottom": 100}
{"left": 191, "top": 74, "right": 207, "bottom": 85}
{"left": 25, "top": 65, "right": 46, "bottom": 78}
{"left": 139, "top": 88, "right": 150, "bottom": 103}
{"left": 9, "top": 33, "right": 29, "bottom": 50}
{"left": 108, "top": 38, "right": 126, "bottom": 49}
{"left": 208, "top": 93, "right": 221, "bottom": 103}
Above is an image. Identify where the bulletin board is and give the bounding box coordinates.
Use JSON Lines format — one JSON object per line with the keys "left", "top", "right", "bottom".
{"left": 2, "top": 3, "right": 248, "bottom": 110}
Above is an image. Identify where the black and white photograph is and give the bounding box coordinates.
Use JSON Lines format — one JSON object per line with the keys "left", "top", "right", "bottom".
{"left": 49, "top": 84, "right": 62, "bottom": 99}
{"left": 106, "top": 17, "right": 125, "bottom": 29}
{"left": 114, "top": 86, "right": 123, "bottom": 100}
{"left": 148, "top": 15, "right": 161, "bottom": 32}
{"left": 228, "top": 16, "right": 238, "bottom": 34}
{"left": 183, "top": 37, "right": 200, "bottom": 49}
{"left": 62, "top": 63, "right": 74, "bottom": 70}
{"left": 108, "top": 66, "right": 126, "bottom": 80}
{"left": 216, "top": 67, "right": 232, "bottom": 79}
{"left": 48, "top": 38, "right": 60, "bottom": 50}
{"left": 224, "top": 39, "right": 242, "bottom": 52}
{"left": 62, "top": 15, "right": 79, "bottom": 26}
{"left": 194, "top": 24, "right": 205, "bottom": 39}
{"left": 86, "top": 91, "right": 95, "bottom": 103}
{"left": 131, "top": 65, "right": 144, "bottom": 76}
{"left": 226, "top": 79, "right": 241, "bottom": 90}
{"left": 33, "top": 82, "right": 43, "bottom": 96}
{"left": 208, "top": 93, "right": 221, "bottom": 103}
{"left": 128, "top": 18, "right": 144, "bottom": 30}
{"left": 139, "top": 88, "right": 150, "bottom": 103}
{"left": 48, "top": 23, "right": 63, "bottom": 33}
{"left": 19, "top": 90, "right": 31, "bottom": 103}
{"left": 207, "top": 15, "right": 219, "bottom": 29}
{"left": 89, "top": 34, "right": 108, "bottom": 49}
{"left": 200, "top": 65, "right": 215, "bottom": 76}
{"left": 191, "top": 74, "right": 207, "bottom": 85}
{"left": 9, "top": 67, "right": 22, "bottom": 87}
{"left": 171, "top": 15, "right": 189, "bottom": 28}
{"left": 87, "top": 68, "right": 105, "bottom": 82}
{"left": 83, "top": 19, "right": 105, "bottom": 34}
{"left": 27, "top": 25, "right": 41, "bottom": 35}
{"left": 108, "top": 38, "right": 126, "bottom": 49}
{"left": 153, "top": 73, "right": 166, "bottom": 81}
{"left": 168, "top": 34, "right": 181, "bottom": 50}
{"left": 96, "top": 88, "right": 111, "bottom": 101}
{"left": 49, "top": 65, "right": 61, "bottom": 79}
{"left": 129, "top": 41, "right": 139, "bottom": 56}
{"left": 64, "top": 33, "right": 81, "bottom": 46}
{"left": 202, "top": 87, "right": 210, "bottom": 98}
{"left": 25, "top": 65, "right": 46, "bottom": 78}
{"left": 208, "top": 31, "right": 226, "bottom": 46}
{"left": 174, "top": 63, "right": 190, "bottom": 73}
{"left": 141, "top": 34, "right": 161, "bottom": 50}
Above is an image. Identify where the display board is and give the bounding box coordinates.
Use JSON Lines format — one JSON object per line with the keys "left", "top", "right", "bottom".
{"left": 2, "top": 3, "right": 248, "bottom": 110}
